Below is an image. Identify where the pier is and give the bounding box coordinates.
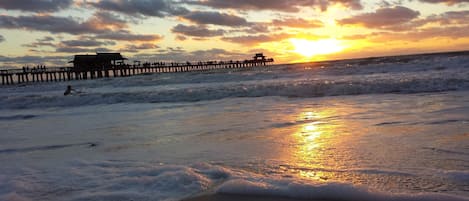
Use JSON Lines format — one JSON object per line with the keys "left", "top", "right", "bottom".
{"left": 0, "top": 53, "right": 274, "bottom": 85}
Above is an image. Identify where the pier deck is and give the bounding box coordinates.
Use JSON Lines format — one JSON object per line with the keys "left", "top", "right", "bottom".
{"left": 0, "top": 58, "right": 274, "bottom": 85}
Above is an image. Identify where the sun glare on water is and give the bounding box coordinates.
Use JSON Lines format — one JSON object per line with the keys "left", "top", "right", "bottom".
{"left": 291, "top": 38, "right": 345, "bottom": 58}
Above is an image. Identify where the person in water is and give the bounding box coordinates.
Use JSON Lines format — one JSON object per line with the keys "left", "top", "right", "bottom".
{"left": 64, "top": 85, "right": 76, "bottom": 96}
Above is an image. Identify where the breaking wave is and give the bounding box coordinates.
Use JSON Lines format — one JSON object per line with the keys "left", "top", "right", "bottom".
{"left": 1, "top": 76, "right": 469, "bottom": 109}
{"left": 1, "top": 53, "right": 469, "bottom": 110}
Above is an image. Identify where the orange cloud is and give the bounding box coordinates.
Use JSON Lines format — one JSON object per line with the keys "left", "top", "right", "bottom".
{"left": 338, "top": 6, "right": 420, "bottom": 29}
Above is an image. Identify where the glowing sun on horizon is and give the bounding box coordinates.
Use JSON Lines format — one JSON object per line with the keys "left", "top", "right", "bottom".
{"left": 290, "top": 38, "right": 345, "bottom": 57}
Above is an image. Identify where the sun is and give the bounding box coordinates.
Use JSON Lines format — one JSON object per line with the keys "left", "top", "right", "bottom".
{"left": 290, "top": 38, "right": 345, "bottom": 57}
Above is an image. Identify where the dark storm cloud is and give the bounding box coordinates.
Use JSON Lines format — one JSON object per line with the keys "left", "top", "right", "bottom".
{"left": 338, "top": 6, "right": 420, "bottom": 29}
{"left": 0, "top": 0, "right": 73, "bottom": 12}
{"left": 418, "top": 0, "right": 469, "bottom": 5}
{"left": 183, "top": 0, "right": 362, "bottom": 12}
{"left": 171, "top": 24, "right": 225, "bottom": 37}
{"left": 88, "top": 0, "right": 189, "bottom": 17}
{"left": 222, "top": 33, "right": 292, "bottom": 45}
{"left": 182, "top": 11, "right": 249, "bottom": 26}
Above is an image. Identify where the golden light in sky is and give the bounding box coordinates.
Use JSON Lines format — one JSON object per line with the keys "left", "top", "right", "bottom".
{"left": 290, "top": 39, "right": 345, "bottom": 57}
{"left": 0, "top": 0, "right": 468, "bottom": 66}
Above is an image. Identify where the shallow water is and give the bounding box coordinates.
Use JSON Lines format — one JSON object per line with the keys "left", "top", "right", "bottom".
{"left": 1, "top": 53, "right": 469, "bottom": 201}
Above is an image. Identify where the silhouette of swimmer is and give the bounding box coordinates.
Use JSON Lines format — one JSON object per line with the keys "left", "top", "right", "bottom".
{"left": 64, "top": 85, "right": 76, "bottom": 96}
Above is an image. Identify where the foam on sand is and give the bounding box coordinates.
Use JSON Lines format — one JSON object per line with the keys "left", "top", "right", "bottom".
{"left": 216, "top": 178, "right": 469, "bottom": 201}
{"left": 2, "top": 161, "right": 467, "bottom": 201}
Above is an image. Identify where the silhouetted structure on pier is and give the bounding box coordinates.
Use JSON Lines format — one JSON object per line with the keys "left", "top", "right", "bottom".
{"left": 253, "top": 53, "right": 266, "bottom": 61}
{"left": 1, "top": 53, "right": 274, "bottom": 85}
{"left": 70, "top": 53, "right": 127, "bottom": 71}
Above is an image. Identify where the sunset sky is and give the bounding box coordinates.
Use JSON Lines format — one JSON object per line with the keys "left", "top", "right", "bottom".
{"left": 0, "top": 0, "right": 468, "bottom": 67}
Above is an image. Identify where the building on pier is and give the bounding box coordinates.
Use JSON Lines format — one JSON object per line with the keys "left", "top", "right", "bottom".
{"left": 70, "top": 53, "right": 127, "bottom": 72}
{"left": 253, "top": 53, "right": 267, "bottom": 61}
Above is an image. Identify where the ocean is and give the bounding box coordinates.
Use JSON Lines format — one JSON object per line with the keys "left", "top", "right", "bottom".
{"left": 1, "top": 52, "right": 468, "bottom": 201}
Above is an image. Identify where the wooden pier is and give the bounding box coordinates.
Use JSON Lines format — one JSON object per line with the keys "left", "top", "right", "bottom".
{"left": 0, "top": 55, "right": 274, "bottom": 86}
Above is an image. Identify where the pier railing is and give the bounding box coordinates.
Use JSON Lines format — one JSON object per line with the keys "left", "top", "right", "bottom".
{"left": 1, "top": 58, "right": 274, "bottom": 85}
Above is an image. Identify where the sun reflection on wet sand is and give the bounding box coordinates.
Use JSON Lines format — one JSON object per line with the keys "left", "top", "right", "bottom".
{"left": 289, "top": 109, "right": 344, "bottom": 180}
{"left": 266, "top": 103, "right": 370, "bottom": 182}
{"left": 265, "top": 97, "right": 464, "bottom": 193}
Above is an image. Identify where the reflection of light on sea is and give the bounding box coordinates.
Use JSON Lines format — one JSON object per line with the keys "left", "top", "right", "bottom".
{"left": 291, "top": 109, "right": 341, "bottom": 180}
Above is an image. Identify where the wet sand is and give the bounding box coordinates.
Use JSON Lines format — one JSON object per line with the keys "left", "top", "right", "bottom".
{"left": 182, "top": 194, "right": 331, "bottom": 201}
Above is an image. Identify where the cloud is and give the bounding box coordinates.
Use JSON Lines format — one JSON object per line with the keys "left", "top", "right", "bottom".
{"left": 38, "top": 36, "right": 55, "bottom": 42}
{"left": 235, "top": 23, "right": 271, "bottom": 34}
{"left": 0, "top": 13, "right": 127, "bottom": 35}
{"left": 84, "top": 11, "right": 129, "bottom": 30}
{"left": 380, "top": 10, "right": 469, "bottom": 31}
{"left": 88, "top": 0, "right": 188, "bottom": 17}
{"left": 126, "top": 43, "right": 159, "bottom": 50}
{"left": 0, "top": 13, "right": 162, "bottom": 42}
{"left": 271, "top": 17, "right": 323, "bottom": 28}
{"left": 61, "top": 39, "right": 116, "bottom": 47}
{"left": 134, "top": 48, "right": 249, "bottom": 62}
{"left": 0, "top": 15, "right": 97, "bottom": 34}
{"left": 222, "top": 33, "right": 292, "bottom": 45}
{"left": 175, "top": 35, "right": 187, "bottom": 41}
{"left": 338, "top": 6, "right": 420, "bottom": 29}
{"left": 22, "top": 42, "right": 55, "bottom": 48}
{"left": 0, "top": 0, "right": 73, "bottom": 12}
{"left": 184, "top": 0, "right": 362, "bottom": 12}
{"left": 122, "top": 43, "right": 160, "bottom": 53}
{"left": 21, "top": 36, "right": 57, "bottom": 48}
{"left": 0, "top": 35, "right": 4, "bottom": 43}
{"left": 23, "top": 37, "right": 121, "bottom": 53}
{"left": 171, "top": 24, "right": 225, "bottom": 37}
{"left": 182, "top": 11, "right": 249, "bottom": 26}
{"left": 55, "top": 47, "right": 113, "bottom": 53}
{"left": 424, "top": 10, "right": 469, "bottom": 25}
{"left": 96, "top": 31, "right": 163, "bottom": 41}
{"left": 344, "top": 25, "right": 469, "bottom": 42}
{"left": 0, "top": 55, "right": 70, "bottom": 67}
{"left": 418, "top": 0, "right": 469, "bottom": 5}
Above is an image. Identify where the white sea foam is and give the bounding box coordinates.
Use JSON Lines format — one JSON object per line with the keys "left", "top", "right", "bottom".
{"left": 1, "top": 161, "right": 468, "bottom": 201}
{"left": 217, "top": 178, "right": 469, "bottom": 201}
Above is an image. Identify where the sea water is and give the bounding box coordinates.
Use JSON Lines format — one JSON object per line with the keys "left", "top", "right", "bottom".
{"left": 1, "top": 53, "right": 468, "bottom": 201}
